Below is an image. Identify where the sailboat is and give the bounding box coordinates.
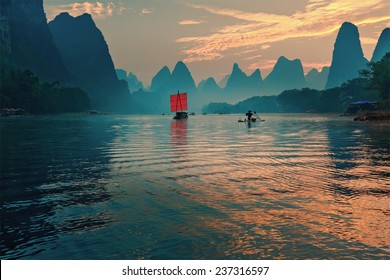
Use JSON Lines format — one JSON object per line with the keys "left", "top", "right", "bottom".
{"left": 170, "top": 91, "right": 188, "bottom": 120}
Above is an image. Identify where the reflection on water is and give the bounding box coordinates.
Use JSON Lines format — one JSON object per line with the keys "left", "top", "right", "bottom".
{"left": 170, "top": 119, "right": 187, "bottom": 146}
{"left": 0, "top": 114, "right": 389, "bottom": 259}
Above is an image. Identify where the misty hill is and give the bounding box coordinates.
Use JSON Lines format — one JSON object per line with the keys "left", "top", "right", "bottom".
{"left": 197, "top": 79, "right": 207, "bottom": 91}
{"left": 325, "top": 22, "right": 368, "bottom": 89}
{"left": 195, "top": 77, "right": 222, "bottom": 111}
{"left": 115, "top": 69, "right": 145, "bottom": 93}
{"left": 220, "top": 63, "right": 262, "bottom": 102}
{"left": 150, "top": 66, "right": 171, "bottom": 93}
{"left": 128, "top": 72, "right": 145, "bottom": 92}
{"left": 249, "top": 69, "right": 262, "bottom": 88}
{"left": 115, "top": 69, "right": 127, "bottom": 81}
{"left": 371, "top": 28, "right": 390, "bottom": 62}
{"left": 218, "top": 74, "right": 230, "bottom": 88}
{"left": 305, "top": 67, "right": 329, "bottom": 90}
{"left": 263, "top": 56, "right": 306, "bottom": 93}
{"left": 49, "top": 12, "right": 132, "bottom": 112}
{"left": 225, "top": 64, "right": 262, "bottom": 91}
{"left": 0, "top": 0, "right": 69, "bottom": 83}
{"left": 169, "top": 61, "right": 197, "bottom": 93}
{"left": 149, "top": 61, "right": 196, "bottom": 94}
{"left": 201, "top": 77, "right": 220, "bottom": 93}
{"left": 225, "top": 63, "right": 250, "bottom": 90}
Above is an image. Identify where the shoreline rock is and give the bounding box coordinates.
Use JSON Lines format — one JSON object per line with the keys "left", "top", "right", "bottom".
{"left": 353, "top": 111, "right": 390, "bottom": 122}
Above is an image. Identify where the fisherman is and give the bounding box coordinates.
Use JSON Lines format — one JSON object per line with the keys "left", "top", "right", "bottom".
{"left": 245, "top": 110, "right": 253, "bottom": 122}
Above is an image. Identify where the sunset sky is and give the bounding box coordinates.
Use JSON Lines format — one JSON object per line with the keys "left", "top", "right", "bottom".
{"left": 43, "top": 0, "right": 390, "bottom": 86}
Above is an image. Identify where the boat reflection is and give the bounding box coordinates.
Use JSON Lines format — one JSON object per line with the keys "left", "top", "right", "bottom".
{"left": 170, "top": 119, "right": 187, "bottom": 146}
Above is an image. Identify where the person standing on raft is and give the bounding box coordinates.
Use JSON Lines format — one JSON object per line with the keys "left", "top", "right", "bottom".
{"left": 245, "top": 110, "right": 253, "bottom": 122}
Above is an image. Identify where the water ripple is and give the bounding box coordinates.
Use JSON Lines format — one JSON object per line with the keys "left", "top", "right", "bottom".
{"left": 1, "top": 114, "right": 389, "bottom": 259}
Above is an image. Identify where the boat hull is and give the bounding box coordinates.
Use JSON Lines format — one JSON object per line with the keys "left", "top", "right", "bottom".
{"left": 173, "top": 112, "right": 188, "bottom": 119}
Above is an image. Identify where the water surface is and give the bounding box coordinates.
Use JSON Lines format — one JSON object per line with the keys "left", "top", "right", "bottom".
{"left": 1, "top": 114, "right": 389, "bottom": 259}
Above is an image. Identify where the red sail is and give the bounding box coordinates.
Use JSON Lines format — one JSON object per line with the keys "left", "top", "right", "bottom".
{"left": 170, "top": 92, "right": 188, "bottom": 112}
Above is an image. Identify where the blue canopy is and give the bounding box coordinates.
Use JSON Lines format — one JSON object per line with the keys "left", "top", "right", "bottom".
{"left": 351, "top": 100, "right": 378, "bottom": 105}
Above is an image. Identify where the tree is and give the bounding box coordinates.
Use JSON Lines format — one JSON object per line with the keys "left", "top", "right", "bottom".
{"left": 360, "top": 52, "right": 390, "bottom": 108}
{"left": 0, "top": 66, "right": 90, "bottom": 114}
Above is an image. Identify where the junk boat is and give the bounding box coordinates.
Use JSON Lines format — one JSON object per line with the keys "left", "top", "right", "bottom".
{"left": 170, "top": 91, "right": 188, "bottom": 120}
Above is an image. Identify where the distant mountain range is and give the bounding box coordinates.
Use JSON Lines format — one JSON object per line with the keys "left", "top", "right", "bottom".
{"left": 115, "top": 69, "right": 145, "bottom": 93}
{"left": 1, "top": 1, "right": 388, "bottom": 114}
{"left": 140, "top": 21, "right": 389, "bottom": 106}
{"left": 305, "top": 67, "right": 330, "bottom": 90}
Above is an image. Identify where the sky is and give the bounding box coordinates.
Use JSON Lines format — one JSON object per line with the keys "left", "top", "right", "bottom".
{"left": 43, "top": 0, "right": 390, "bottom": 86}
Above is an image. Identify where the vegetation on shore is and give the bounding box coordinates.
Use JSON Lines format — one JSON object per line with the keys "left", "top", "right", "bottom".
{"left": 359, "top": 52, "right": 390, "bottom": 108}
{"left": 0, "top": 67, "right": 90, "bottom": 114}
{"left": 203, "top": 53, "right": 389, "bottom": 114}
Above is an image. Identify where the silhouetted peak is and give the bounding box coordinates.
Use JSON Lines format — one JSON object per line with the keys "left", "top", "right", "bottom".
{"left": 264, "top": 56, "right": 306, "bottom": 91}
{"left": 175, "top": 61, "right": 185, "bottom": 67}
{"left": 199, "top": 77, "right": 220, "bottom": 93}
{"left": 157, "top": 66, "right": 171, "bottom": 76}
{"left": 338, "top": 22, "right": 357, "bottom": 34}
{"left": 251, "top": 69, "right": 260, "bottom": 74}
{"left": 225, "top": 63, "right": 262, "bottom": 92}
{"left": 321, "top": 66, "right": 330, "bottom": 73}
{"left": 170, "top": 61, "right": 196, "bottom": 91}
{"left": 205, "top": 77, "right": 217, "bottom": 85}
{"left": 249, "top": 69, "right": 262, "bottom": 80}
{"left": 306, "top": 68, "right": 319, "bottom": 77}
{"left": 371, "top": 28, "right": 390, "bottom": 62}
{"left": 274, "top": 56, "right": 303, "bottom": 69}
{"left": 50, "top": 12, "right": 95, "bottom": 28}
{"left": 325, "top": 21, "right": 367, "bottom": 89}
{"left": 54, "top": 12, "right": 72, "bottom": 19}
{"left": 172, "top": 61, "right": 190, "bottom": 74}
{"left": 150, "top": 66, "right": 171, "bottom": 92}
{"left": 230, "top": 63, "right": 246, "bottom": 76}
{"left": 128, "top": 72, "right": 138, "bottom": 79}
{"left": 276, "top": 56, "right": 288, "bottom": 63}
{"left": 79, "top": 13, "right": 93, "bottom": 19}
{"left": 51, "top": 12, "right": 74, "bottom": 24}
{"left": 334, "top": 22, "right": 362, "bottom": 50}
{"left": 340, "top": 21, "right": 356, "bottom": 30}
{"left": 115, "top": 69, "right": 127, "bottom": 80}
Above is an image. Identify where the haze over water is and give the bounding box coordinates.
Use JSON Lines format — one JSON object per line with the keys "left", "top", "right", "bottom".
{"left": 1, "top": 114, "right": 389, "bottom": 259}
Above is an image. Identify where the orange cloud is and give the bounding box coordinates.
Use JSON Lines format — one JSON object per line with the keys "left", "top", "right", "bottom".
{"left": 141, "top": 8, "right": 153, "bottom": 15}
{"left": 243, "top": 55, "right": 263, "bottom": 61}
{"left": 179, "top": 19, "right": 206, "bottom": 25}
{"left": 261, "top": 44, "right": 271, "bottom": 50}
{"left": 45, "top": 1, "right": 126, "bottom": 21}
{"left": 178, "top": 0, "right": 390, "bottom": 63}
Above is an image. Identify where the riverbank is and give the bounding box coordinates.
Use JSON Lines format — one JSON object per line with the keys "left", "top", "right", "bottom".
{"left": 353, "top": 111, "right": 390, "bottom": 122}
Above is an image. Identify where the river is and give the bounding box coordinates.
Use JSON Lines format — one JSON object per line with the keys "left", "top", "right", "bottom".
{"left": 0, "top": 113, "right": 389, "bottom": 259}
